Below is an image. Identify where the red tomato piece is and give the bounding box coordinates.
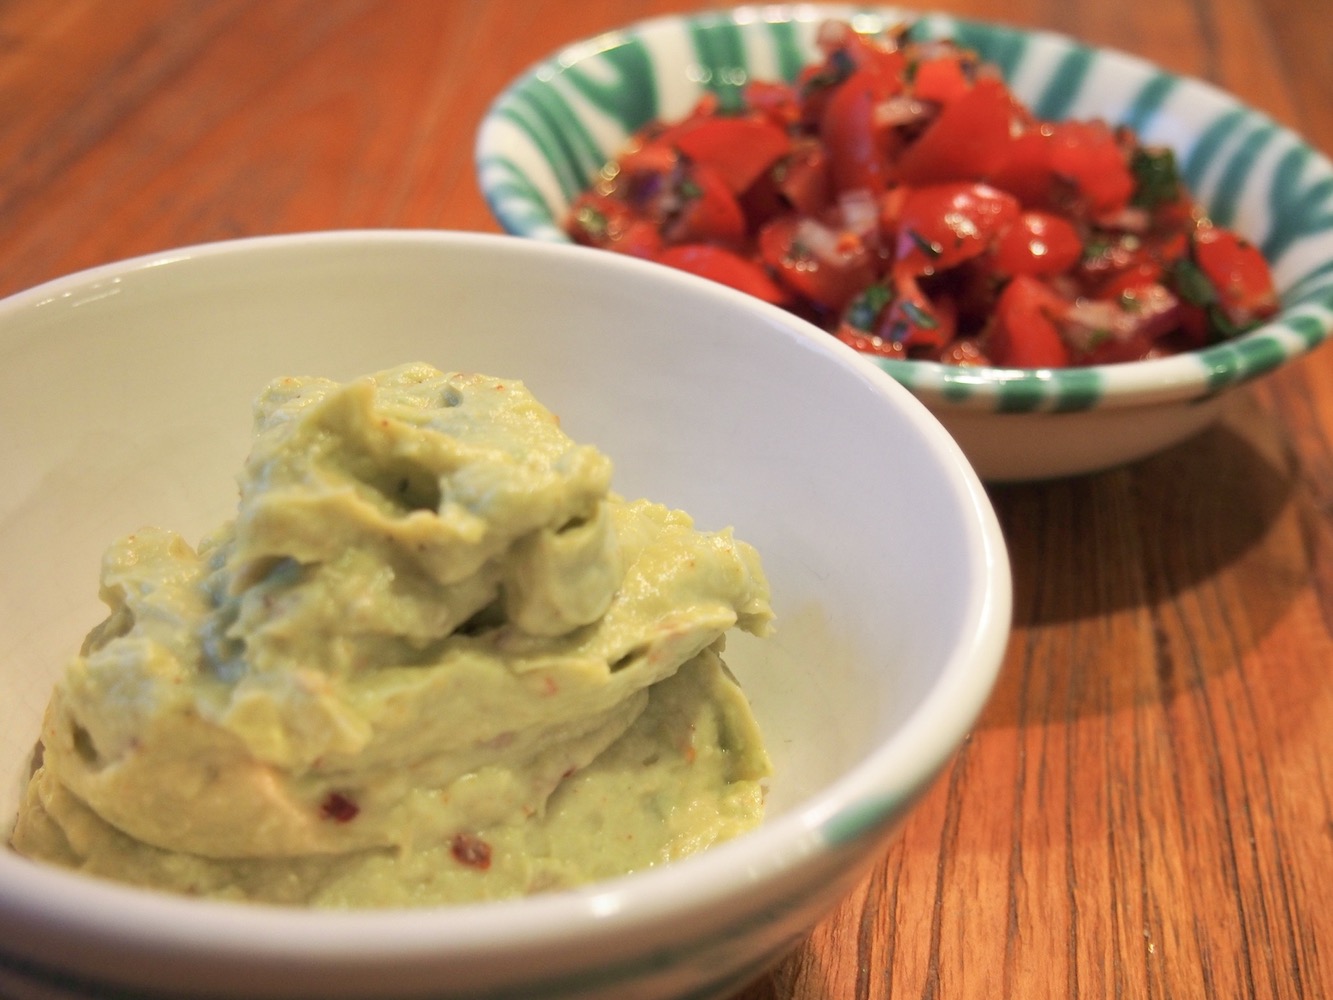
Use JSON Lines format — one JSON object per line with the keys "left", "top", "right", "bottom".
{"left": 775, "top": 139, "right": 833, "bottom": 216}
{"left": 670, "top": 116, "right": 792, "bottom": 194}
{"left": 991, "top": 210, "right": 1082, "bottom": 277}
{"left": 758, "top": 215, "right": 876, "bottom": 311}
{"left": 1049, "top": 121, "right": 1134, "bottom": 216}
{"left": 889, "top": 182, "right": 1021, "bottom": 273}
{"left": 910, "top": 54, "right": 972, "bottom": 106}
{"left": 894, "top": 78, "right": 1021, "bottom": 185}
{"left": 820, "top": 68, "right": 898, "bottom": 195}
{"left": 744, "top": 80, "right": 802, "bottom": 130}
{"left": 1192, "top": 227, "right": 1279, "bottom": 328}
{"left": 655, "top": 244, "right": 788, "bottom": 303}
{"left": 987, "top": 275, "right": 1072, "bottom": 367}
{"left": 990, "top": 121, "right": 1133, "bottom": 217}
{"left": 566, "top": 193, "right": 663, "bottom": 258}
{"left": 666, "top": 163, "right": 746, "bottom": 245}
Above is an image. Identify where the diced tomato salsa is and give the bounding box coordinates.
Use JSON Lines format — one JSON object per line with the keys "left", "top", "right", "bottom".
{"left": 564, "top": 21, "right": 1279, "bottom": 368}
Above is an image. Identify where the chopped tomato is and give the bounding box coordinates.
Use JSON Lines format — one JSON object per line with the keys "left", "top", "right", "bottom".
{"left": 991, "top": 210, "right": 1082, "bottom": 277}
{"left": 670, "top": 116, "right": 792, "bottom": 194}
{"left": 821, "top": 68, "right": 898, "bottom": 195}
{"left": 888, "top": 182, "right": 1021, "bottom": 273}
{"left": 1191, "top": 226, "right": 1279, "bottom": 329}
{"left": 567, "top": 193, "right": 663, "bottom": 258}
{"left": 894, "top": 78, "right": 1021, "bottom": 185}
{"left": 988, "top": 275, "right": 1072, "bottom": 368}
{"left": 909, "top": 53, "right": 973, "bottom": 106}
{"left": 759, "top": 215, "right": 875, "bottom": 311}
{"left": 990, "top": 121, "right": 1134, "bottom": 217}
{"left": 666, "top": 163, "right": 746, "bottom": 245}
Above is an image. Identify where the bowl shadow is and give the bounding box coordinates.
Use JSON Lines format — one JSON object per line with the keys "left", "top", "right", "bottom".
{"left": 976, "top": 390, "right": 1306, "bottom": 726}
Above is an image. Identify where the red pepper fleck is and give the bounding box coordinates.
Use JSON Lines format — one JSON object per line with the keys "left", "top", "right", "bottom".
{"left": 321, "top": 791, "right": 360, "bottom": 822}
{"left": 450, "top": 832, "right": 493, "bottom": 870}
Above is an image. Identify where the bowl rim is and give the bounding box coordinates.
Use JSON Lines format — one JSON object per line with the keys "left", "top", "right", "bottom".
{"left": 474, "top": 2, "right": 1333, "bottom": 414}
{"left": 0, "top": 229, "right": 1012, "bottom": 981}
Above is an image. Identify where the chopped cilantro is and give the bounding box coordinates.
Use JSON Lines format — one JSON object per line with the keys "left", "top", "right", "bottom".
{"left": 1170, "top": 257, "right": 1217, "bottom": 307}
{"left": 899, "top": 298, "right": 939, "bottom": 330}
{"left": 846, "top": 282, "right": 893, "bottom": 331}
{"left": 906, "top": 228, "right": 943, "bottom": 259}
{"left": 1130, "top": 147, "right": 1181, "bottom": 209}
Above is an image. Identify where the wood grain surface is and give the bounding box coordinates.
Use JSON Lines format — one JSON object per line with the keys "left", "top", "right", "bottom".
{"left": 2, "top": 2, "right": 1330, "bottom": 998}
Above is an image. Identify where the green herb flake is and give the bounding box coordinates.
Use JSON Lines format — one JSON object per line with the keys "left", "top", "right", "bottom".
{"left": 907, "top": 228, "right": 943, "bottom": 260}
{"left": 899, "top": 298, "right": 939, "bottom": 330}
{"left": 1130, "top": 146, "right": 1181, "bottom": 209}
{"left": 846, "top": 282, "right": 893, "bottom": 331}
{"left": 1170, "top": 257, "right": 1217, "bottom": 308}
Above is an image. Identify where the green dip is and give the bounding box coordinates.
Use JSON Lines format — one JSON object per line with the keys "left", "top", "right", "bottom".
{"left": 9, "top": 364, "right": 773, "bottom": 907}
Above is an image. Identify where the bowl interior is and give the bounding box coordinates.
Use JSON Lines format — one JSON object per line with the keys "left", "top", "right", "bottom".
{"left": 476, "top": 3, "right": 1333, "bottom": 411}
{"left": 0, "top": 232, "right": 1004, "bottom": 848}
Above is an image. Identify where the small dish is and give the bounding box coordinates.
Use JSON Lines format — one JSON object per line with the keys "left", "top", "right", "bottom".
{"left": 476, "top": 4, "right": 1333, "bottom": 480}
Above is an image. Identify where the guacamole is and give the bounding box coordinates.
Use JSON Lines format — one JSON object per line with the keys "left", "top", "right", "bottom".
{"left": 9, "top": 364, "right": 773, "bottom": 906}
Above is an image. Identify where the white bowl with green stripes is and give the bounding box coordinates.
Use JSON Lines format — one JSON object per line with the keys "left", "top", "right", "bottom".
{"left": 476, "top": 4, "right": 1333, "bottom": 481}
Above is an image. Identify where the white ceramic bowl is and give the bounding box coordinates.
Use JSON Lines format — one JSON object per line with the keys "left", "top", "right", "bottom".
{"left": 476, "top": 4, "right": 1333, "bottom": 481}
{"left": 0, "top": 231, "right": 1010, "bottom": 1000}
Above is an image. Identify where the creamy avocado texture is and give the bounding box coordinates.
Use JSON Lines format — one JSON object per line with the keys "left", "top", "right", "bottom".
{"left": 9, "top": 364, "right": 774, "bottom": 907}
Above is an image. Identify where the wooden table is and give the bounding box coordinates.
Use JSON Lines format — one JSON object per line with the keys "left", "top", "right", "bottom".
{"left": 4, "top": 2, "right": 1329, "bottom": 997}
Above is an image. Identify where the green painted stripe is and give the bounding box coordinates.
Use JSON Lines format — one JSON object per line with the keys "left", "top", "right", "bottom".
{"left": 1208, "top": 119, "right": 1278, "bottom": 227}
{"left": 1284, "top": 311, "right": 1333, "bottom": 349}
{"left": 689, "top": 18, "right": 748, "bottom": 112}
{"left": 765, "top": 18, "right": 807, "bottom": 83}
{"left": 1262, "top": 143, "right": 1333, "bottom": 263}
{"left": 497, "top": 88, "right": 598, "bottom": 201}
{"left": 1181, "top": 108, "right": 1247, "bottom": 193}
{"left": 564, "top": 40, "right": 659, "bottom": 132}
{"left": 1032, "top": 46, "right": 1094, "bottom": 122}
{"left": 951, "top": 21, "right": 1028, "bottom": 80}
{"left": 1286, "top": 259, "right": 1333, "bottom": 307}
{"left": 997, "top": 375, "right": 1050, "bottom": 413}
{"left": 1121, "top": 72, "right": 1177, "bottom": 135}
{"left": 1051, "top": 367, "right": 1105, "bottom": 411}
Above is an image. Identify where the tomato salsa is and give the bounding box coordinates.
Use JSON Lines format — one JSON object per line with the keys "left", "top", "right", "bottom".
{"left": 565, "top": 21, "right": 1279, "bottom": 367}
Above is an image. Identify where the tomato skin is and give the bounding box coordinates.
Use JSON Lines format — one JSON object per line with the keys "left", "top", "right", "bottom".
{"left": 1192, "top": 226, "right": 1279, "bottom": 327}
{"left": 987, "top": 275, "right": 1072, "bottom": 368}
{"left": 991, "top": 210, "right": 1083, "bottom": 277}
{"left": 821, "top": 68, "right": 897, "bottom": 195}
{"left": 567, "top": 193, "right": 663, "bottom": 258}
{"left": 775, "top": 139, "right": 833, "bottom": 216}
{"left": 667, "top": 163, "right": 747, "bottom": 245}
{"left": 655, "top": 244, "right": 788, "bottom": 303}
{"left": 670, "top": 116, "right": 792, "bottom": 194}
{"left": 889, "top": 182, "right": 1022, "bottom": 273}
{"left": 758, "top": 215, "right": 876, "bottom": 311}
{"left": 894, "top": 78, "right": 1020, "bottom": 185}
{"left": 744, "top": 80, "right": 802, "bottom": 130}
{"left": 990, "top": 121, "right": 1134, "bottom": 217}
{"left": 909, "top": 54, "right": 973, "bottom": 106}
